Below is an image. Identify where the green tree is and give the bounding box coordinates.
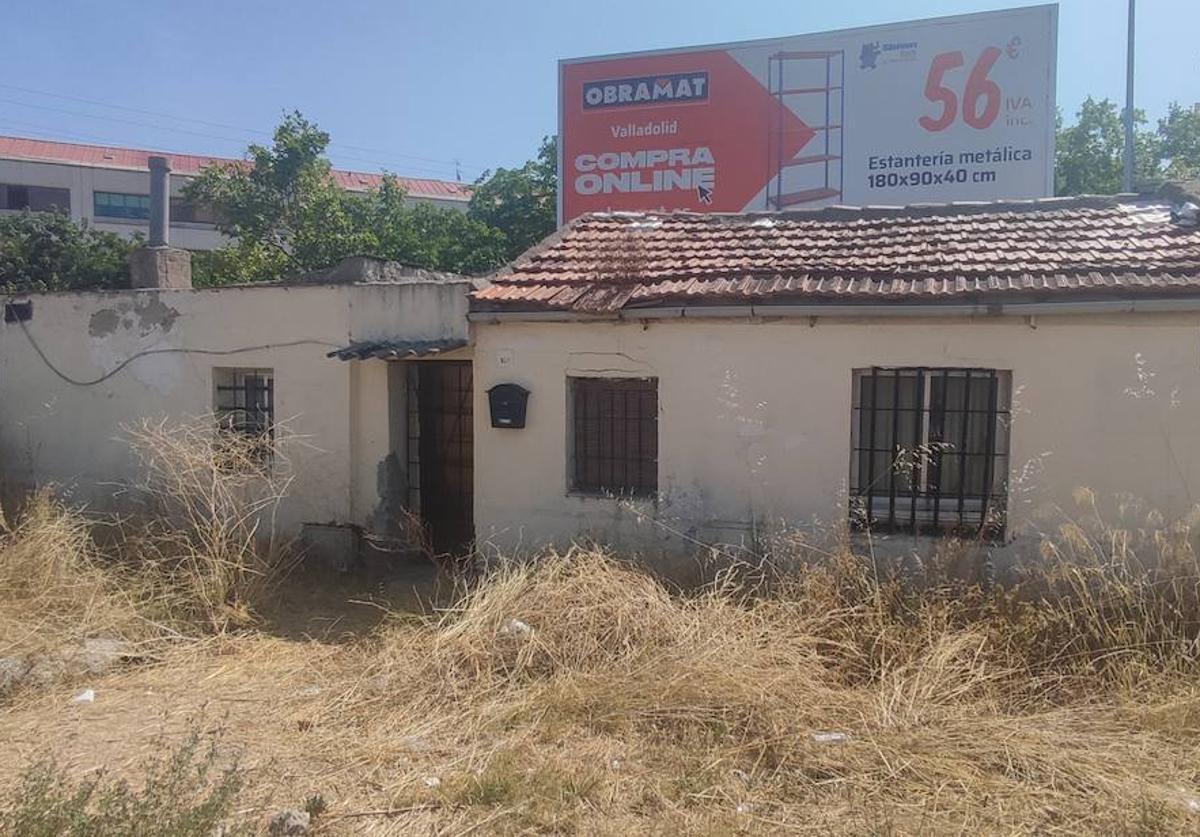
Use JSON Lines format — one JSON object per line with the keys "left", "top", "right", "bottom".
{"left": 1158, "top": 102, "right": 1200, "bottom": 181}
{"left": 1055, "top": 97, "right": 1161, "bottom": 195}
{"left": 0, "top": 211, "right": 136, "bottom": 294}
{"left": 185, "top": 111, "right": 508, "bottom": 284}
{"left": 468, "top": 136, "right": 558, "bottom": 261}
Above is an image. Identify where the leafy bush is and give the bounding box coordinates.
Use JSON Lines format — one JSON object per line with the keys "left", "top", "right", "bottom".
{"left": 0, "top": 729, "right": 245, "bottom": 837}
{"left": 184, "top": 111, "right": 508, "bottom": 282}
{"left": 467, "top": 135, "right": 557, "bottom": 262}
{"left": 0, "top": 211, "right": 134, "bottom": 294}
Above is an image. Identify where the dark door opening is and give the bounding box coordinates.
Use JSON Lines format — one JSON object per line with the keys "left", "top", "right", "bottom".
{"left": 407, "top": 361, "right": 474, "bottom": 555}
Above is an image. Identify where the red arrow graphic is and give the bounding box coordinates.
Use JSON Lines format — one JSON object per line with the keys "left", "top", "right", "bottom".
{"left": 562, "top": 50, "right": 816, "bottom": 220}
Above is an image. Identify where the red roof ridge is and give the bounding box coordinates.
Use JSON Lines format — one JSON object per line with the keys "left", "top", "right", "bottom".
{"left": 0, "top": 133, "right": 472, "bottom": 201}
{"left": 574, "top": 193, "right": 1165, "bottom": 225}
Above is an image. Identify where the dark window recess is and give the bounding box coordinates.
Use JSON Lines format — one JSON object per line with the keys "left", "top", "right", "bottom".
{"left": 850, "top": 367, "right": 1010, "bottom": 537}
{"left": 406, "top": 368, "right": 423, "bottom": 515}
{"left": 0, "top": 183, "right": 70, "bottom": 212}
{"left": 214, "top": 368, "right": 274, "bottom": 464}
{"left": 571, "top": 377, "right": 658, "bottom": 498}
{"left": 169, "top": 197, "right": 217, "bottom": 224}
{"left": 4, "top": 300, "right": 33, "bottom": 323}
{"left": 93, "top": 191, "right": 150, "bottom": 220}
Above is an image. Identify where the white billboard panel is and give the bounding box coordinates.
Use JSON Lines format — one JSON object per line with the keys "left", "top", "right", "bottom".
{"left": 559, "top": 5, "right": 1058, "bottom": 222}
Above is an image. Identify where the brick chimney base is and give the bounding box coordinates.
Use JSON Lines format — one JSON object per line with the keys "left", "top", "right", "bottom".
{"left": 129, "top": 246, "right": 193, "bottom": 290}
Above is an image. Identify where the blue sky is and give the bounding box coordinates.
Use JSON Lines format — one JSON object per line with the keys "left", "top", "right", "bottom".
{"left": 4, "top": 0, "right": 1197, "bottom": 183}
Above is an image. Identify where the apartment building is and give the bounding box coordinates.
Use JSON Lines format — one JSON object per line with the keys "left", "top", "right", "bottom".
{"left": 0, "top": 135, "right": 472, "bottom": 250}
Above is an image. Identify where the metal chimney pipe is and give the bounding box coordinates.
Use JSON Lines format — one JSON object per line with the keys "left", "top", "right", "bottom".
{"left": 1122, "top": 0, "right": 1136, "bottom": 193}
{"left": 148, "top": 155, "right": 170, "bottom": 247}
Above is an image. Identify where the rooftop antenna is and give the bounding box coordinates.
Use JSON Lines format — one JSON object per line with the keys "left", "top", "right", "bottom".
{"left": 1122, "top": 0, "right": 1136, "bottom": 192}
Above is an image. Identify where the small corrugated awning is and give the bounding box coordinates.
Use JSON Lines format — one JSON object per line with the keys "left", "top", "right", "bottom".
{"left": 327, "top": 338, "right": 468, "bottom": 361}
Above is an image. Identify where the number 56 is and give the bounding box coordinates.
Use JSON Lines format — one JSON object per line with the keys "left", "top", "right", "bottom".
{"left": 919, "top": 47, "right": 1003, "bottom": 132}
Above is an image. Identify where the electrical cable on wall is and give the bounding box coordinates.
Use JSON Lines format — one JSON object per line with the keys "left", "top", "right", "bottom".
{"left": 16, "top": 319, "right": 338, "bottom": 388}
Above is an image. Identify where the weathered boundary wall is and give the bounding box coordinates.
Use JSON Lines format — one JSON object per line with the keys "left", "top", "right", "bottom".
{"left": 0, "top": 278, "right": 470, "bottom": 534}
{"left": 472, "top": 313, "right": 1200, "bottom": 566}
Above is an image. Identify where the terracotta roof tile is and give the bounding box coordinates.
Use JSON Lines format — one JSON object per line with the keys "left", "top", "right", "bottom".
{"left": 474, "top": 198, "right": 1200, "bottom": 313}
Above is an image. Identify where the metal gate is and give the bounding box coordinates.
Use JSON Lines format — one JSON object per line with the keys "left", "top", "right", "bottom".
{"left": 406, "top": 361, "right": 474, "bottom": 555}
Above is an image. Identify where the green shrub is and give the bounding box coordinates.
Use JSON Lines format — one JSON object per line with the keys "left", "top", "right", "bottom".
{"left": 0, "top": 211, "right": 135, "bottom": 294}
{"left": 0, "top": 729, "right": 246, "bottom": 836}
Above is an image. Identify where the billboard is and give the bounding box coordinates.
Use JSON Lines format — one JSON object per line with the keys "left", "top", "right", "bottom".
{"left": 558, "top": 4, "right": 1057, "bottom": 223}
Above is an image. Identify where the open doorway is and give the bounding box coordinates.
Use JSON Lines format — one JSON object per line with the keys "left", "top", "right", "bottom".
{"left": 405, "top": 361, "right": 474, "bottom": 555}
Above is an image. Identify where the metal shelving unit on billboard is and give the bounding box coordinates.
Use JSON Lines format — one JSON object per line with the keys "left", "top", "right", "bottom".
{"left": 767, "top": 50, "right": 845, "bottom": 208}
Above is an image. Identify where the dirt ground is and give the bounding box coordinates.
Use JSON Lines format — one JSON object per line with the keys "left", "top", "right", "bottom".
{"left": 0, "top": 563, "right": 462, "bottom": 834}
{"left": 4, "top": 554, "right": 1200, "bottom": 836}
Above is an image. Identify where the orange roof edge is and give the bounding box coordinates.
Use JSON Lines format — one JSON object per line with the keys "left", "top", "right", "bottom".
{"left": 0, "top": 134, "right": 472, "bottom": 201}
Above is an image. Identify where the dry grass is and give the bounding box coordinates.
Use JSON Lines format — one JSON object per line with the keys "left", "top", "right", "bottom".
{"left": 0, "top": 417, "right": 295, "bottom": 661}
{"left": 0, "top": 491, "right": 147, "bottom": 658}
{"left": 301, "top": 540, "right": 1200, "bottom": 835}
{"left": 2, "top": 444, "right": 1200, "bottom": 832}
{"left": 119, "top": 416, "right": 296, "bottom": 632}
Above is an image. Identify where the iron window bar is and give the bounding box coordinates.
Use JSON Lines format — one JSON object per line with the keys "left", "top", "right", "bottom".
{"left": 570, "top": 377, "right": 658, "bottom": 498}
{"left": 214, "top": 369, "right": 274, "bottom": 464}
{"left": 851, "top": 367, "right": 1009, "bottom": 538}
{"left": 407, "top": 361, "right": 474, "bottom": 554}
{"left": 405, "top": 363, "right": 423, "bottom": 515}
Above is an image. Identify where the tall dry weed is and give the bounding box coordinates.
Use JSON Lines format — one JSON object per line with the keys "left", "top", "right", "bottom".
{"left": 0, "top": 491, "right": 145, "bottom": 657}
{"left": 0, "top": 417, "right": 296, "bottom": 660}
{"left": 119, "top": 416, "right": 296, "bottom": 631}
{"left": 310, "top": 537, "right": 1200, "bottom": 833}
{"left": 3, "top": 483, "right": 1199, "bottom": 832}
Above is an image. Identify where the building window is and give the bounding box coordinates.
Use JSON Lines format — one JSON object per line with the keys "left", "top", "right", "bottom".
{"left": 94, "top": 191, "right": 150, "bottom": 220}
{"left": 214, "top": 368, "right": 274, "bottom": 464}
{"left": 570, "top": 377, "right": 658, "bottom": 497}
{"left": 169, "top": 196, "right": 217, "bottom": 225}
{"left": 849, "top": 368, "right": 1010, "bottom": 536}
{"left": 0, "top": 183, "right": 70, "bottom": 212}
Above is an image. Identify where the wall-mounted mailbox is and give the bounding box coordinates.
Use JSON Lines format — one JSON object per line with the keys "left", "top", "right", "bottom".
{"left": 488, "top": 383, "right": 530, "bottom": 428}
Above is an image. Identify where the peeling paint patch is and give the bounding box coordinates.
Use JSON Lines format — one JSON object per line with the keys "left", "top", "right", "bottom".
{"left": 135, "top": 295, "right": 179, "bottom": 334}
{"left": 88, "top": 309, "right": 121, "bottom": 338}
{"left": 87, "top": 295, "right": 180, "bottom": 338}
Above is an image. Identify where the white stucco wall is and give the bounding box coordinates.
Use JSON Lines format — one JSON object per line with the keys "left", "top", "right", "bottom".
{"left": 472, "top": 314, "right": 1200, "bottom": 558}
{"left": 0, "top": 279, "right": 471, "bottom": 534}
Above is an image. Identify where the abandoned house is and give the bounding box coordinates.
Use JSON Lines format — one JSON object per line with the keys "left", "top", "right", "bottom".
{"left": 3, "top": 188, "right": 1200, "bottom": 567}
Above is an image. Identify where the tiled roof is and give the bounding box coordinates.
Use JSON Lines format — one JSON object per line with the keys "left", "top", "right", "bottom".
{"left": 474, "top": 196, "right": 1200, "bottom": 313}
{"left": 0, "top": 135, "right": 471, "bottom": 202}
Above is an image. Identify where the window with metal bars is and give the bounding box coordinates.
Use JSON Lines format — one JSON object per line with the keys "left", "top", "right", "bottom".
{"left": 849, "top": 368, "right": 1010, "bottom": 537}
{"left": 570, "top": 377, "right": 658, "bottom": 498}
{"left": 213, "top": 368, "right": 274, "bottom": 464}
